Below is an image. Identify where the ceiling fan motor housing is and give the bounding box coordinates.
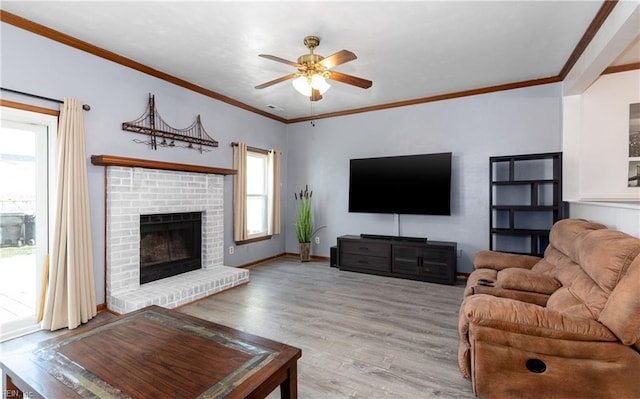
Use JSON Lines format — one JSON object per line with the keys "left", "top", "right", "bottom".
{"left": 298, "top": 36, "right": 326, "bottom": 76}
{"left": 297, "top": 54, "right": 325, "bottom": 71}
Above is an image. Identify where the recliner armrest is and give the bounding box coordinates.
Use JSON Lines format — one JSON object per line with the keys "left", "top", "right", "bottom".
{"left": 471, "top": 285, "right": 550, "bottom": 306}
{"left": 473, "top": 250, "right": 541, "bottom": 271}
{"left": 462, "top": 295, "right": 618, "bottom": 342}
{"left": 497, "top": 268, "right": 561, "bottom": 294}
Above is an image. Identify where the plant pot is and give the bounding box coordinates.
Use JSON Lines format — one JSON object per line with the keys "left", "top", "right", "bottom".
{"left": 299, "top": 242, "right": 311, "bottom": 262}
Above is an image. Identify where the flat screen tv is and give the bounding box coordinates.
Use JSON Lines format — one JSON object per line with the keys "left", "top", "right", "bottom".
{"left": 349, "top": 152, "right": 452, "bottom": 215}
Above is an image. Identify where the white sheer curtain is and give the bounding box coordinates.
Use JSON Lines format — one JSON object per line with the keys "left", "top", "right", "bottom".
{"left": 41, "top": 97, "right": 96, "bottom": 331}
{"left": 233, "top": 142, "right": 248, "bottom": 242}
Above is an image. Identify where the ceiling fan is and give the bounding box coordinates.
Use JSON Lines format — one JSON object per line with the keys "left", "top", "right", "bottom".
{"left": 255, "top": 36, "right": 372, "bottom": 102}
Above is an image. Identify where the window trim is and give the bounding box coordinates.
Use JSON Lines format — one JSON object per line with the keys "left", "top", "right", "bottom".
{"left": 234, "top": 235, "right": 273, "bottom": 245}
{"left": 245, "top": 149, "right": 269, "bottom": 239}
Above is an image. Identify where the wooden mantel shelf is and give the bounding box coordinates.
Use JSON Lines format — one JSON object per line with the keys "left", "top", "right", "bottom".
{"left": 90, "top": 155, "right": 236, "bottom": 175}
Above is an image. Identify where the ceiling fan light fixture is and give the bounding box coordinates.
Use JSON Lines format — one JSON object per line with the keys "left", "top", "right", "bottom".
{"left": 292, "top": 75, "right": 312, "bottom": 96}
{"left": 293, "top": 73, "right": 331, "bottom": 97}
{"left": 311, "top": 74, "right": 331, "bottom": 94}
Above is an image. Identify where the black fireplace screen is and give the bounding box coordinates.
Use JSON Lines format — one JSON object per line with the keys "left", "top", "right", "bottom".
{"left": 139, "top": 212, "right": 202, "bottom": 284}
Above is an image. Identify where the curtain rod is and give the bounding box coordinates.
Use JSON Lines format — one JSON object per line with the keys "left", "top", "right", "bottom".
{"left": 1, "top": 87, "right": 91, "bottom": 111}
{"left": 230, "top": 142, "right": 270, "bottom": 153}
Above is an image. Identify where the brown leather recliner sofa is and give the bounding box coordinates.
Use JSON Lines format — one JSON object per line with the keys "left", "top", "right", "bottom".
{"left": 462, "top": 219, "right": 608, "bottom": 306}
{"left": 458, "top": 218, "right": 640, "bottom": 398}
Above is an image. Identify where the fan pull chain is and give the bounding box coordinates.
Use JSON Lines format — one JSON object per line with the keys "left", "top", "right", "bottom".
{"left": 309, "top": 101, "right": 316, "bottom": 127}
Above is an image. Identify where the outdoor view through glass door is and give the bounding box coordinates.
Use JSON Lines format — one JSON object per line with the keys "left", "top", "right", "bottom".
{"left": 0, "top": 106, "right": 56, "bottom": 342}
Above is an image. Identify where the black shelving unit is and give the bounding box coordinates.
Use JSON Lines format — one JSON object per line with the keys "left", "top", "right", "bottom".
{"left": 489, "top": 152, "right": 565, "bottom": 257}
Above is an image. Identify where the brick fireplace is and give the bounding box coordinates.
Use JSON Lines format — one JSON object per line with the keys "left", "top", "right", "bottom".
{"left": 93, "top": 155, "right": 248, "bottom": 314}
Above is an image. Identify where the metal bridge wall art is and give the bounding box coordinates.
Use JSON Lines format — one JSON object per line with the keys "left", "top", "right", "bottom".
{"left": 122, "top": 93, "right": 219, "bottom": 153}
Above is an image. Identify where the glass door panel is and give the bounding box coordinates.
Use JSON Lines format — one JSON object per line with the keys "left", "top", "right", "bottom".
{"left": 0, "top": 109, "right": 54, "bottom": 342}
{"left": 392, "top": 246, "right": 419, "bottom": 274}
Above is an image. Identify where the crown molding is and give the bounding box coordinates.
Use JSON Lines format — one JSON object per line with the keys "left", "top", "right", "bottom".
{"left": 287, "top": 76, "right": 562, "bottom": 124}
{"left": 0, "top": 5, "right": 619, "bottom": 124}
{"left": 0, "top": 10, "right": 287, "bottom": 124}
{"left": 601, "top": 62, "right": 640, "bottom": 75}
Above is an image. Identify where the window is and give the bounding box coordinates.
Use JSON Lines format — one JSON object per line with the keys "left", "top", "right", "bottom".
{"left": 246, "top": 150, "right": 268, "bottom": 237}
{"left": 233, "top": 143, "right": 281, "bottom": 243}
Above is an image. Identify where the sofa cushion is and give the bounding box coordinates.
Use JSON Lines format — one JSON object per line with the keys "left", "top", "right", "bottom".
{"left": 548, "top": 219, "right": 607, "bottom": 257}
{"left": 540, "top": 246, "right": 572, "bottom": 274}
{"left": 547, "top": 227, "right": 640, "bottom": 322}
{"left": 548, "top": 259, "right": 617, "bottom": 321}
{"left": 599, "top": 254, "right": 640, "bottom": 345}
{"left": 529, "top": 257, "right": 556, "bottom": 275}
{"left": 497, "top": 268, "right": 560, "bottom": 294}
{"left": 548, "top": 261, "right": 604, "bottom": 320}
{"left": 463, "top": 295, "right": 619, "bottom": 341}
{"left": 573, "top": 229, "right": 640, "bottom": 295}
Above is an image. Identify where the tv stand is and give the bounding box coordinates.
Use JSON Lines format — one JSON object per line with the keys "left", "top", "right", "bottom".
{"left": 359, "top": 233, "right": 427, "bottom": 243}
{"left": 338, "top": 235, "right": 457, "bottom": 285}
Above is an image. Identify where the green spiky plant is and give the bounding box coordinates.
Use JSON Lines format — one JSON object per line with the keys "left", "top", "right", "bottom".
{"left": 294, "top": 185, "right": 313, "bottom": 243}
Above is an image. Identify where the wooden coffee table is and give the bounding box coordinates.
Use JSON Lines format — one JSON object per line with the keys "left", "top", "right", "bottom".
{"left": 1, "top": 306, "right": 301, "bottom": 398}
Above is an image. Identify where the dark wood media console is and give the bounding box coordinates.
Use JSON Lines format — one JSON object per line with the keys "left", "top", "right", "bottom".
{"left": 337, "top": 235, "right": 457, "bottom": 285}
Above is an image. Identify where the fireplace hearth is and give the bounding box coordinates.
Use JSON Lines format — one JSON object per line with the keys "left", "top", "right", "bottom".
{"left": 140, "top": 212, "right": 202, "bottom": 284}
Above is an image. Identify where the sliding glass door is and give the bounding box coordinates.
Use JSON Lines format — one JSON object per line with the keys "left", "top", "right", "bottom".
{"left": 0, "top": 107, "right": 56, "bottom": 342}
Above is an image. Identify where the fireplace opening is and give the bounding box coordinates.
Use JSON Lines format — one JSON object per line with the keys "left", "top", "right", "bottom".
{"left": 140, "top": 212, "right": 202, "bottom": 284}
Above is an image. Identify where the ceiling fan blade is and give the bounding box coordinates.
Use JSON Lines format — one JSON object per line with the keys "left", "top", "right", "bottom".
{"left": 310, "top": 89, "right": 323, "bottom": 102}
{"left": 255, "top": 73, "right": 298, "bottom": 89}
{"left": 258, "top": 54, "right": 302, "bottom": 68}
{"left": 327, "top": 71, "right": 373, "bottom": 89}
{"left": 319, "top": 50, "right": 357, "bottom": 69}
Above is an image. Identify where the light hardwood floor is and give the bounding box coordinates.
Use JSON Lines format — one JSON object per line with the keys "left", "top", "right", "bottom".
{"left": 181, "top": 257, "right": 475, "bottom": 399}
{"left": 1, "top": 257, "right": 476, "bottom": 398}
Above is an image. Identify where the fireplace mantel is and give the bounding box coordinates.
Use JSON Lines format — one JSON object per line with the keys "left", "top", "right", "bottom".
{"left": 91, "top": 154, "right": 236, "bottom": 175}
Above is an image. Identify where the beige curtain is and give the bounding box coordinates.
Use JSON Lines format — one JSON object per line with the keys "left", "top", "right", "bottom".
{"left": 268, "top": 150, "right": 282, "bottom": 235}
{"left": 41, "top": 98, "right": 96, "bottom": 331}
{"left": 233, "top": 142, "right": 248, "bottom": 242}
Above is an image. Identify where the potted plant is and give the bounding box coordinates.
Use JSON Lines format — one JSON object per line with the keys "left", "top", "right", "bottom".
{"left": 294, "top": 185, "right": 313, "bottom": 262}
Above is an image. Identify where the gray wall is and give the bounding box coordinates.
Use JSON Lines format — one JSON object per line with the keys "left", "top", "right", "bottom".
{"left": 1, "top": 23, "right": 288, "bottom": 305}
{"left": 285, "top": 84, "right": 563, "bottom": 272}
{"left": 2, "top": 22, "right": 564, "bottom": 306}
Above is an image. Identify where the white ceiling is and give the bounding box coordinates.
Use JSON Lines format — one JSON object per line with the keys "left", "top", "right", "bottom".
{"left": 1, "top": 1, "right": 635, "bottom": 121}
